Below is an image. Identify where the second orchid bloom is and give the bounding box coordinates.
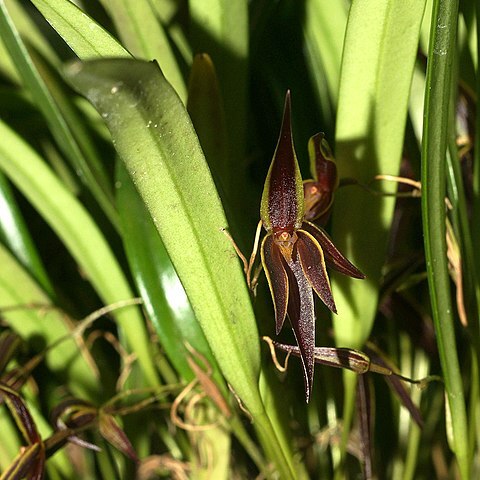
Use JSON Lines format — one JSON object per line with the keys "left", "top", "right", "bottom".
{"left": 259, "top": 91, "right": 364, "bottom": 402}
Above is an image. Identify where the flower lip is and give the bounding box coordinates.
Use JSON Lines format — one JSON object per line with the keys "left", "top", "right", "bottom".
{"left": 273, "top": 229, "right": 297, "bottom": 243}
{"left": 273, "top": 230, "right": 298, "bottom": 263}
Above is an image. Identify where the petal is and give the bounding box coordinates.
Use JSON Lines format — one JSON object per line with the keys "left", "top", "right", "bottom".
{"left": 260, "top": 90, "right": 304, "bottom": 232}
{"left": 303, "top": 180, "right": 334, "bottom": 223}
{"left": 261, "top": 234, "right": 288, "bottom": 334}
{"left": 308, "top": 133, "right": 338, "bottom": 188}
{"left": 302, "top": 221, "right": 365, "bottom": 279}
{"left": 283, "top": 255, "right": 315, "bottom": 402}
{"left": 296, "top": 230, "right": 337, "bottom": 313}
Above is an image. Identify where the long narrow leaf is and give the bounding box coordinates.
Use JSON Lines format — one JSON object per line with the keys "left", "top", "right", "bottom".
{"left": 66, "top": 57, "right": 259, "bottom": 406}
{"left": 303, "top": 0, "right": 347, "bottom": 107}
{"left": 0, "top": 172, "right": 53, "bottom": 296}
{"left": 0, "top": 120, "right": 159, "bottom": 388}
{"left": 332, "top": 0, "right": 427, "bottom": 347}
{"left": 98, "top": 0, "right": 186, "bottom": 101}
{"left": 331, "top": 1, "right": 427, "bottom": 472}
{"left": 29, "top": 0, "right": 129, "bottom": 59}
{"left": 116, "top": 162, "right": 220, "bottom": 383}
{"left": 189, "top": 0, "right": 248, "bottom": 197}
{"left": 0, "top": 0, "right": 118, "bottom": 228}
{"left": 421, "top": 0, "right": 469, "bottom": 477}
{"left": 66, "top": 58, "right": 299, "bottom": 479}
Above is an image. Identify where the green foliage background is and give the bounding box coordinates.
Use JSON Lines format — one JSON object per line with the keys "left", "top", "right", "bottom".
{"left": 0, "top": 0, "right": 478, "bottom": 479}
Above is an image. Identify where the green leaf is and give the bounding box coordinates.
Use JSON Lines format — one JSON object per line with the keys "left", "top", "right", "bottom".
{"left": 422, "top": 0, "right": 469, "bottom": 477}
{"left": 303, "top": 0, "right": 347, "bottom": 107}
{"left": 98, "top": 0, "right": 186, "bottom": 101}
{"left": 116, "top": 162, "right": 220, "bottom": 383}
{"left": 0, "top": 0, "right": 118, "bottom": 229}
{"left": 189, "top": 0, "right": 248, "bottom": 195}
{"left": 29, "top": 0, "right": 129, "bottom": 59}
{"left": 187, "top": 54, "right": 229, "bottom": 200}
{"left": 0, "top": 243, "right": 98, "bottom": 398}
{"left": 332, "top": 0, "right": 427, "bottom": 347}
{"left": 66, "top": 57, "right": 259, "bottom": 406}
{"left": 66, "top": 58, "right": 299, "bottom": 479}
{"left": 0, "top": 172, "right": 53, "bottom": 296}
{"left": 0, "top": 119, "right": 159, "bottom": 388}
{"left": 331, "top": 0, "right": 427, "bottom": 471}
{"left": 5, "top": 0, "right": 59, "bottom": 67}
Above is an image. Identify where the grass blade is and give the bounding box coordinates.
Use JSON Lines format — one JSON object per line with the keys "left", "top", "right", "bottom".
{"left": 421, "top": 0, "right": 469, "bottom": 477}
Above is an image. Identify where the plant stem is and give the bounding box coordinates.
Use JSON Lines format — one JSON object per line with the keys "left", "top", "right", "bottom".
{"left": 421, "top": 0, "right": 470, "bottom": 477}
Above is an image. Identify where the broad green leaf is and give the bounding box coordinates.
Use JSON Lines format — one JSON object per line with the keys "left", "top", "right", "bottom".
{"left": 98, "top": 0, "right": 186, "bottom": 101}
{"left": 331, "top": 1, "right": 427, "bottom": 471}
{"left": 303, "top": 0, "right": 347, "bottom": 107}
{"left": 29, "top": 0, "right": 129, "bottom": 59}
{"left": 66, "top": 57, "right": 259, "bottom": 408}
{"left": 332, "top": 0, "right": 427, "bottom": 347}
{"left": 116, "top": 162, "right": 220, "bottom": 383}
{"left": 66, "top": 58, "right": 299, "bottom": 479}
{"left": 0, "top": 120, "right": 159, "bottom": 388}
{"left": 422, "top": 0, "right": 469, "bottom": 477}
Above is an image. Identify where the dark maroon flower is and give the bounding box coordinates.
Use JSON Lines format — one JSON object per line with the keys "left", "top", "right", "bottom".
{"left": 259, "top": 91, "right": 364, "bottom": 401}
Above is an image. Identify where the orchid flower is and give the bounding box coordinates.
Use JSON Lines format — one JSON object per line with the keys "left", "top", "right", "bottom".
{"left": 259, "top": 91, "right": 364, "bottom": 401}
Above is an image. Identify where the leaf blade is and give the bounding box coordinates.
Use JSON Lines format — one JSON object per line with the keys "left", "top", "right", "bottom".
{"left": 0, "top": 120, "right": 159, "bottom": 388}
{"left": 66, "top": 58, "right": 300, "bottom": 478}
